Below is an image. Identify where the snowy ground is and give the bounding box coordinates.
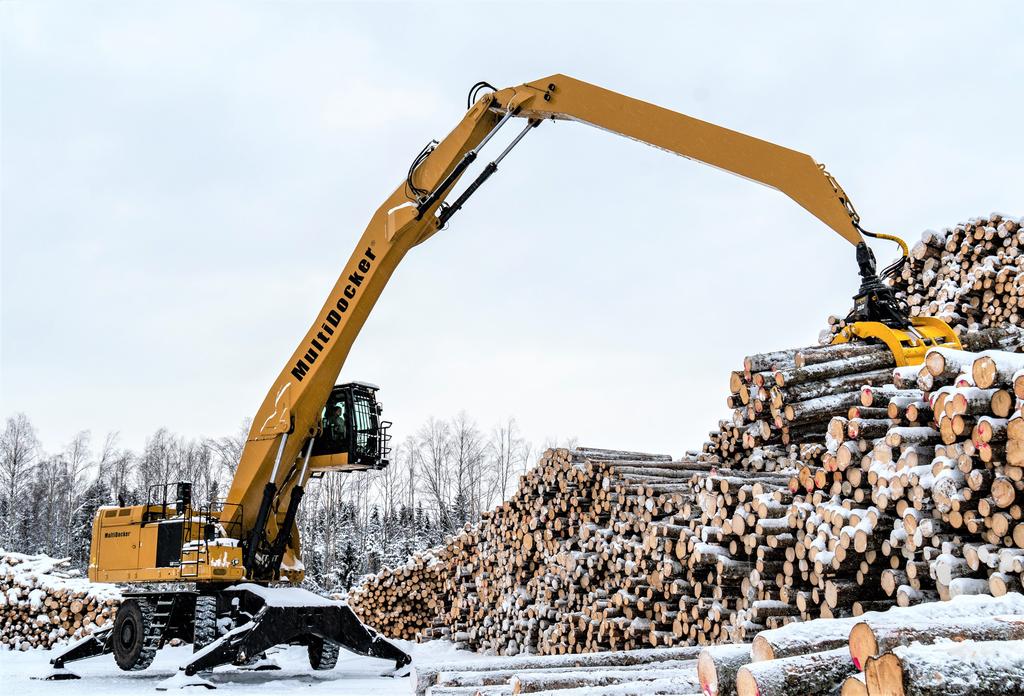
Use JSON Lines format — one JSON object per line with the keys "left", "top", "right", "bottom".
{"left": 0, "top": 639, "right": 485, "bottom": 695}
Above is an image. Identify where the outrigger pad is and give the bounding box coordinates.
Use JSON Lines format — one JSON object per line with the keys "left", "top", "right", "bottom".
{"left": 238, "top": 651, "right": 281, "bottom": 671}
{"left": 384, "top": 661, "right": 413, "bottom": 678}
{"left": 36, "top": 667, "right": 81, "bottom": 681}
{"left": 182, "top": 584, "right": 411, "bottom": 677}
{"left": 156, "top": 669, "right": 216, "bottom": 691}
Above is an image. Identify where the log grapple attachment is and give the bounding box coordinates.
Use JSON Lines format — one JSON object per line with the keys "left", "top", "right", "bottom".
{"left": 834, "top": 238, "right": 962, "bottom": 366}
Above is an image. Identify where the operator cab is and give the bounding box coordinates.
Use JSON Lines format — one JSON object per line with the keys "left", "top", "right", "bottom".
{"left": 309, "top": 382, "right": 391, "bottom": 472}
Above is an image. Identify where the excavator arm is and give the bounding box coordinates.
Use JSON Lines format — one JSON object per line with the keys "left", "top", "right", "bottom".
{"left": 224, "top": 74, "right": 949, "bottom": 581}
{"left": 438, "top": 75, "right": 865, "bottom": 246}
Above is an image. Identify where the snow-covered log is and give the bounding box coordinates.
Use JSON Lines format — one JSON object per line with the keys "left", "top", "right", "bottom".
{"left": 751, "top": 593, "right": 1024, "bottom": 662}
{"left": 866, "top": 638, "right": 1024, "bottom": 696}
{"left": 735, "top": 647, "right": 855, "bottom": 696}
{"left": 973, "top": 350, "right": 1024, "bottom": 390}
{"left": 848, "top": 614, "right": 1024, "bottom": 671}
{"left": 413, "top": 646, "right": 703, "bottom": 695}
{"left": 697, "top": 643, "right": 750, "bottom": 696}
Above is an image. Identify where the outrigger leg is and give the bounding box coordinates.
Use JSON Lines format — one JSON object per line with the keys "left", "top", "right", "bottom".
{"left": 40, "top": 627, "right": 114, "bottom": 680}
{"left": 182, "top": 586, "right": 411, "bottom": 678}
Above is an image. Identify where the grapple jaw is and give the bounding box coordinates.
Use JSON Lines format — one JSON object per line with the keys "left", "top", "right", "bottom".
{"left": 831, "top": 316, "right": 961, "bottom": 367}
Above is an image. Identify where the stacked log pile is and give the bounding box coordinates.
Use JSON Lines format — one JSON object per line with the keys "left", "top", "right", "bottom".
{"left": 897, "top": 213, "right": 1024, "bottom": 332}
{"left": 700, "top": 329, "right": 1024, "bottom": 638}
{"left": 353, "top": 215, "right": 1024, "bottom": 689}
{"left": 354, "top": 447, "right": 728, "bottom": 652}
{"left": 352, "top": 327, "right": 1024, "bottom": 658}
{"left": 0, "top": 550, "right": 120, "bottom": 650}
{"left": 348, "top": 548, "right": 448, "bottom": 640}
{"left": 704, "top": 326, "right": 1021, "bottom": 466}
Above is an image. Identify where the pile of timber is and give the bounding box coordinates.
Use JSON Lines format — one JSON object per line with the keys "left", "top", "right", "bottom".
{"left": 352, "top": 447, "right": 730, "bottom": 651}
{"left": 351, "top": 548, "right": 448, "bottom": 640}
{"left": 353, "top": 217, "right": 1024, "bottom": 672}
{"left": 696, "top": 592, "right": 1024, "bottom": 695}
{"left": 351, "top": 327, "right": 1024, "bottom": 657}
{"left": 695, "top": 328, "right": 1024, "bottom": 635}
{"left": 705, "top": 325, "right": 1022, "bottom": 466}
{"left": 899, "top": 213, "right": 1024, "bottom": 332}
{"left": 0, "top": 550, "right": 120, "bottom": 650}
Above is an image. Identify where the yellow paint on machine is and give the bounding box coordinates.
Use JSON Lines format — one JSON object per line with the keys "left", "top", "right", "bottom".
{"left": 88, "top": 505, "right": 244, "bottom": 584}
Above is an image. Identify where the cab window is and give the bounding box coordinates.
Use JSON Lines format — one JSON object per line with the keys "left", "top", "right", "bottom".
{"left": 323, "top": 398, "right": 347, "bottom": 444}
{"left": 351, "top": 391, "right": 378, "bottom": 456}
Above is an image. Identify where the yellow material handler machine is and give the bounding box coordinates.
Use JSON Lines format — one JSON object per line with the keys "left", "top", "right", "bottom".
{"left": 48, "top": 75, "right": 958, "bottom": 684}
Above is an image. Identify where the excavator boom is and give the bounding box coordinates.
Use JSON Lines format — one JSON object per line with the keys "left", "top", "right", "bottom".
{"left": 490, "top": 75, "right": 865, "bottom": 246}
{"left": 225, "top": 75, "right": 886, "bottom": 577}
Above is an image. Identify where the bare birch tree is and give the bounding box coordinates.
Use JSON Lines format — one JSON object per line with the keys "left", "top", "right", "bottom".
{"left": 0, "top": 414, "right": 39, "bottom": 547}
{"left": 488, "top": 417, "right": 527, "bottom": 506}
{"left": 99, "top": 432, "right": 136, "bottom": 505}
{"left": 413, "top": 417, "right": 452, "bottom": 532}
{"left": 61, "top": 431, "right": 92, "bottom": 557}
{"left": 207, "top": 418, "right": 251, "bottom": 481}
{"left": 372, "top": 442, "right": 408, "bottom": 518}
{"left": 449, "top": 411, "right": 486, "bottom": 522}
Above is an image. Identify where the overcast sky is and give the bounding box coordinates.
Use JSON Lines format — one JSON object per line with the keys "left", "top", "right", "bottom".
{"left": 2, "top": 1, "right": 1022, "bottom": 458}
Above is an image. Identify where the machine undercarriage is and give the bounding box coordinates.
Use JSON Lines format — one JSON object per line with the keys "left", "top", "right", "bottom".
{"left": 49, "top": 584, "right": 411, "bottom": 682}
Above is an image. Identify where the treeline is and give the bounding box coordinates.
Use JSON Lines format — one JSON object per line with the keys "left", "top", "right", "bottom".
{"left": 0, "top": 411, "right": 540, "bottom": 592}
{"left": 299, "top": 413, "right": 537, "bottom": 592}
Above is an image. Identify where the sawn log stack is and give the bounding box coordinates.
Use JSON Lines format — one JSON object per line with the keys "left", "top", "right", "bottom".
{"left": 352, "top": 324, "right": 1024, "bottom": 657}
{"left": 0, "top": 551, "right": 119, "bottom": 651}
{"left": 352, "top": 214, "right": 1024, "bottom": 693}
